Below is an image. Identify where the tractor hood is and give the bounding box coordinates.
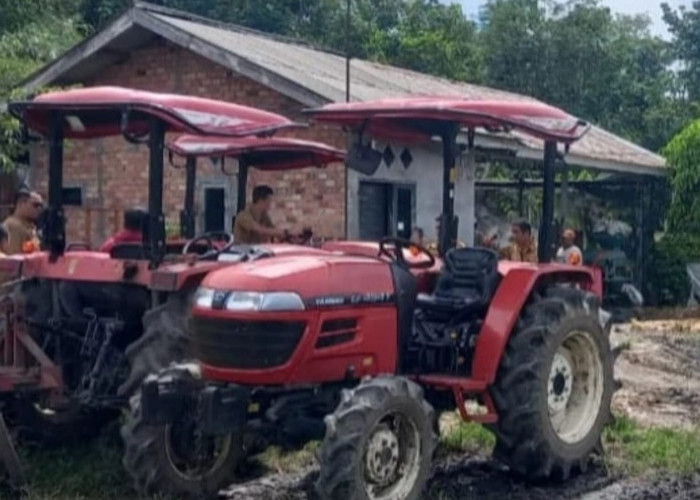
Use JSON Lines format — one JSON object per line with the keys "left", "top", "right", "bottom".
{"left": 199, "top": 254, "right": 395, "bottom": 305}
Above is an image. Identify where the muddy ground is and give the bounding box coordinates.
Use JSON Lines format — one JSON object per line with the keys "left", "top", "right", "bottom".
{"left": 219, "top": 317, "right": 700, "bottom": 500}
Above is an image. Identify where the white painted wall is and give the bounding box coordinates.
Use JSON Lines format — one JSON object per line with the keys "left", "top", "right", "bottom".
{"left": 346, "top": 139, "right": 476, "bottom": 244}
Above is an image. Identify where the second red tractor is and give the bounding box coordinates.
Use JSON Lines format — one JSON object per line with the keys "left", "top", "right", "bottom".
{"left": 129, "top": 97, "right": 618, "bottom": 500}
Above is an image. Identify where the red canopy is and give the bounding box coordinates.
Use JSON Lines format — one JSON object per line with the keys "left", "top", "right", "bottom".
{"left": 9, "top": 86, "right": 300, "bottom": 139}
{"left": 306, "top": 96, "right": 590, "bottom": 144}
{"left": 167, "top": 135, "right": 345, "bottom": 170}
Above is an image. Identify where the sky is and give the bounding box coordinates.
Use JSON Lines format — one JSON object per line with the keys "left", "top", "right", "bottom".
{"left": 444, "top": 0, "right": 691, "bottom": 38}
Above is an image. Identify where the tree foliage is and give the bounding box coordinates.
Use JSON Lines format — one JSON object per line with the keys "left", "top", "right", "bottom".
{"left": 0, "top": 0, "right": 697, "bottom": 172}
{"left": 663, "top": 119, "right": 700, "bottom": 233}
{"left": 0, "top": 2, "right": 83, "bottom": 170}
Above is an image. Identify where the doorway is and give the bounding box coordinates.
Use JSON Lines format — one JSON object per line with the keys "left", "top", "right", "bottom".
{"left": 203, "top": 187, "right": 226, "bottom": 233}
{"left": 358, "top": 181, "right": 415, "bottom": 240}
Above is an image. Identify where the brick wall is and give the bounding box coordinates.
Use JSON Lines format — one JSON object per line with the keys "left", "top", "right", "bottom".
{"left": 31, "top": 38, "right": 346, "bottom": 246}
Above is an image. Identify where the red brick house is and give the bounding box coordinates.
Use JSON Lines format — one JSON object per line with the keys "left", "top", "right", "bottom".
{"left": 19, "top": 2, "right": 666, "bottom": 248}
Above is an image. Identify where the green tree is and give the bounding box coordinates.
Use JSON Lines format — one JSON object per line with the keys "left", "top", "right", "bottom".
{"left": 480, "top": 0, "right": 684, "bottom": 151}
{"left": 365, "top": 1, "right": 483, "bottom": 81}
{"left": 0, "top": 4, "right": 83, "bottom": 170}
{"left": 662, "top": 2, "right": 700, "bottom": 102}
{"left": 663, "top": 119, "right": 700, "bottom": 233}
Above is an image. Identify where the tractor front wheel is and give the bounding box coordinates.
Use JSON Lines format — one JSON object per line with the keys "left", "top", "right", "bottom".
{"left": 121, "top": 392, "right": 245, "bottom": 498}
{"left": 490, "top": 286, "right": 614, "bottom": 480}
{"left": 316, "top": 376, "right": 437, "bottom": 500}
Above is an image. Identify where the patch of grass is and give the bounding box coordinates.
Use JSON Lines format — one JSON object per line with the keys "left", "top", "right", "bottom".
{"left": 604, "top": 415, "right": 700, "bottom": 476}
{"left": 616, "top": 340, "right": 633, "bottom": 352}
{"left": 255, "top": 441, "right": 319, "bottom": 474}
{"left": 19, "top": 429, "right": 132, "bottom": 500}
{"left": 440, "top": 420, "right": 495, "bottom": 455}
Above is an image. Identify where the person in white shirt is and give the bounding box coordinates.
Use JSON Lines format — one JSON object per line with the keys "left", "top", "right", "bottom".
{"left": 556, "top": 228, "right": 583, "bottom": 265}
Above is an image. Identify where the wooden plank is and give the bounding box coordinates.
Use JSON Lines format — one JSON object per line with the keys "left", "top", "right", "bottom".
{"left": 0, "top": 411, "right": 24, "bottom": 487}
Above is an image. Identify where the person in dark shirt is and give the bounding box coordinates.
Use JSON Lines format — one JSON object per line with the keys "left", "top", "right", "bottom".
{"left": 100, "top": 209, "right": 146, "bottom": 253}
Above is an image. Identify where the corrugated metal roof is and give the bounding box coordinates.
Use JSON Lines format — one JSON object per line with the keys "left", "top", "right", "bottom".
{"left": 152, "top": 13, "right": 666, "bottom": 174}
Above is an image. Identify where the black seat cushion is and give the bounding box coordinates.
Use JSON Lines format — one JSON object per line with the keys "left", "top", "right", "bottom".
{"left": 417, "top": 247, "right": 499, "bottom": 319}
{"left": 110, "top": 243, "right": 148, "bottom": 260}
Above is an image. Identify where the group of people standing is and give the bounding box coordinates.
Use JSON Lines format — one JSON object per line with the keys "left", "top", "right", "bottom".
{"left": 410, "top": 217, "right": 583, "bottom": 265}
{"left": 0, "top": 185, "right": 583, "bottom": 268}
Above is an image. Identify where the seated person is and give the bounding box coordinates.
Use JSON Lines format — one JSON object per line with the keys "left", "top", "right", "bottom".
{"left": 3, "top": 189, "right": 43, "bottom": 255}
{"left": 500, "top": 220, "right": 538, "bottom": 263}
{"left": 233, "top": 185, "right": 292, "bottom": 244}
{"left": 100, "top": 209, "right": 146, "bottom": 253}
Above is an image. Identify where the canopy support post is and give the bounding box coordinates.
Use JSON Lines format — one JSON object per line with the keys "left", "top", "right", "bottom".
{"left": 180, "top": 156, "right": 196, "bottom": 239}
{"left": 147, "top": 117, "right": 166, "bottom": 269}
{"left": 438, "top": 124, "right": 460, "bottom": 257}
{"left": 538, "top": 141, "right": 557, "bottom": 263}
{"left": 464, "top": 128, "right": 476, "bottom": 247}
{"left": 236, "top": 160, "right": 249, "bottom": 215}
{"left": 46, "top": 111, "right": 65, "bottom": 261}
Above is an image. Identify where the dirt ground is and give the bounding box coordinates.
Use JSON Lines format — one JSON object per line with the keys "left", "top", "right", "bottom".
{"left": 612, "top": 319, "right": 700, "bottom": 430}
{"left": 219, "top": 316, "right": 700, "bottom": 500}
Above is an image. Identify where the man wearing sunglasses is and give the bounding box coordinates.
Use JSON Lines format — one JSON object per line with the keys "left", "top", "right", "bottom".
{"left": 3, "top": 189, "right": 43, "bottom": 255}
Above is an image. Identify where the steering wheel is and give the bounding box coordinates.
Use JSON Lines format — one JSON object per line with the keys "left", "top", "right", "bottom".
{"left": 378, "top": 237, "right": 436, "bottom": 270}
{"left": 282, "top": 227, "right": 314, "bottom": 245}
{"left": 182, "top": 232, "right": 234, "bottom": 257}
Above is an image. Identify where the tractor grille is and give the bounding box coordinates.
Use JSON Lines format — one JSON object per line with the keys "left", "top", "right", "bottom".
{"left": 189, "top": 317, "right": 306, "bottom": 369}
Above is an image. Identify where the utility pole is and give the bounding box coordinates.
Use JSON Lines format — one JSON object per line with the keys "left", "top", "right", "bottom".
{"left": 345, "top": 0, "right": 351, "bottom": 102}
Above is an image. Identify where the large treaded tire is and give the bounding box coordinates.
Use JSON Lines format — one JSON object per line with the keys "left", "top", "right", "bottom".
{"left": 118, "top": 293, "right": 192, "bottom": 398}
{"left": 121, "top": 388, "right": 244, "bottom": 499}
{"left": 315, "top": 376, "right": 437, "bottom": 500}
{"left": 490, "top": 285, "right": 615, "bottom": 480}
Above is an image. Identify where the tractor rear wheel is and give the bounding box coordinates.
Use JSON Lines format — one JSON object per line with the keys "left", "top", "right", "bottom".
{"left": 121, "top": 391, "right": 244, "bottom": 498}
{"left": 490, "top": 286, "right": 614, "bottom": 480}
{"left": 316, "top": 376, "right": 437, "bottom": 500}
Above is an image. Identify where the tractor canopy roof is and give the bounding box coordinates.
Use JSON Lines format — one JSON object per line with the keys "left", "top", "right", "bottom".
{"left": 306, "top": 96, "right": 590, "bottom": 144}
{"left": 9, "top": 86, "right": 300, "bottom": 139}
{"left": 167, "top": 135, "right": 345, "bottom": 170}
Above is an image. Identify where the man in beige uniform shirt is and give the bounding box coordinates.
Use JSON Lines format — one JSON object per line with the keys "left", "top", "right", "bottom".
{"left": 3, "top": 190, "right": 43, "bottom": 255}
{"left": 233, "top": 185, "right": 291, "bottom": 244}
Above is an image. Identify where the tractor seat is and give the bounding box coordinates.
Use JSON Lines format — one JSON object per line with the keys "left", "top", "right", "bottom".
{"left": 110, "top": 243, "right": 148, "bottom": 260}
{"left": 417, "top": 247, "right": 499, "bottom": 320}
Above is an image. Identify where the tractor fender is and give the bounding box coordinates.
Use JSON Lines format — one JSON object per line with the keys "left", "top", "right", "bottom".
{"left": 471, "top": 264, "right": 599, "bottom": 385}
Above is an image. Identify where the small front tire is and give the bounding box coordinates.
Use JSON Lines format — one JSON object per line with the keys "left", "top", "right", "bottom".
{"left": 315, "top": 376, "right": 437, "bottom": 500}
{"left": 121, "top": 387, "right": 244, "bottom": 498}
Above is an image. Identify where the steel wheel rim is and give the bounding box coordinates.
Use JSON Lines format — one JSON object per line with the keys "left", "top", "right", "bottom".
{"left": 363, "top": 412, "right": 422, "bottom": 500}
{"left": 163, "top": 422, "right": 232, "bottom": 481}
{"left": 547, "top": 330, "right": 604, "bottom": 444}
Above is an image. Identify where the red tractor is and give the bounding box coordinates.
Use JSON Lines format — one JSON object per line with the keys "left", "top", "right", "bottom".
{"left": 0, "top": 86, "right": 343, "bottom": 452}
{"left": 130, "top": 97, "right": 617, "bottom": 500}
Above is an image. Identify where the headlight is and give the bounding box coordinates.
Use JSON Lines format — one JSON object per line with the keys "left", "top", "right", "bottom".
{"left": 194, "top": 287, "right": 215, "bottom": 308}
{"left": 225, "top": 291, "right": 305, "bottom": 312}
{"left": 194, "top": 287, "right": 305, "bottom": 312}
